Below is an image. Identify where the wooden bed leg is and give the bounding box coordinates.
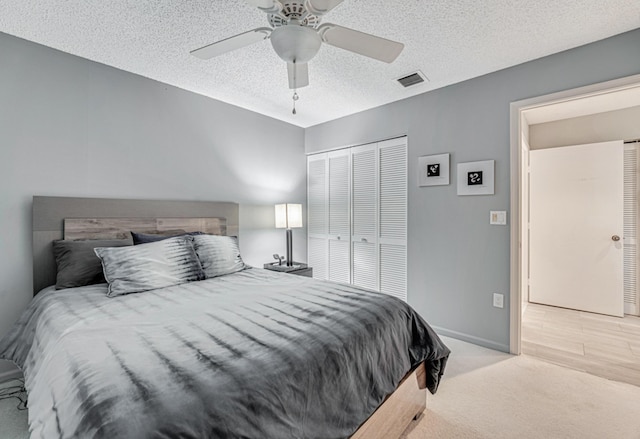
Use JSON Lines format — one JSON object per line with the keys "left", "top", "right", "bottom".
{"left": 413, "top": 388, "right": 426, "bottom": 421}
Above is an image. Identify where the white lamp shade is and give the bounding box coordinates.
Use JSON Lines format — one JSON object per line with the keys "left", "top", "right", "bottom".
{"left": 275, "top": 204, "right": 288, "bottom": 228}
{"left": 275, "top": 203, "right": 303, "bottom": 229}
{"left": 287, "top": 204, "right": 303, "bottom": 228}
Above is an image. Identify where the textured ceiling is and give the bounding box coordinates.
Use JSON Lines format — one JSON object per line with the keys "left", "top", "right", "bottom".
{"left": 1, "top": 0, "right": 639, "bottom": 127}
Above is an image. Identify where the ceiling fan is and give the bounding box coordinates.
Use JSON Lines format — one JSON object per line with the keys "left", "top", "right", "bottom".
{"left": 190, "top": 0, "right": 405, "bottom": 92}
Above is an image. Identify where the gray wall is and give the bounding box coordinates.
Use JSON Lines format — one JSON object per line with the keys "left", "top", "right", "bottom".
{"left": 0, "top": 32, "right": 306, "bottom": 377}
{"left": 530, "top": 105, "right": 640, "bottom": 149}
{"left": 2, "top": 25, "right": 640, "bottom": 381}
{"left": 305, "top": 28, "right": 640, "bottom": 351}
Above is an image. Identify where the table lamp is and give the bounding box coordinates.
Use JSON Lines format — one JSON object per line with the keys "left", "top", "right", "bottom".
{"left": 275, "top": 203, "right": 302, "bottom": 266}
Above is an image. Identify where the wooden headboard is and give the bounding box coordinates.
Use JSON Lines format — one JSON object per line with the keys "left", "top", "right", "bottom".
{"left": 32, "top": 196, "right": 239, "bottom": 294}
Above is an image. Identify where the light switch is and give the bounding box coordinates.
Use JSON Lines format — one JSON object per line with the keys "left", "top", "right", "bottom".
{"left": 490, "top": 211, "right": 507, "bottom": 225}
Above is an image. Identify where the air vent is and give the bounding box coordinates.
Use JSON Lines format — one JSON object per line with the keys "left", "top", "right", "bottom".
{"left": 396, "top": 71, "right": 428, "bottom": 88}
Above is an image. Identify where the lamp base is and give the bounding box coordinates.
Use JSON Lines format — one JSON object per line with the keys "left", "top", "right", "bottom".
{"left": 286, "top": 228, "right": 293, "bottom": 266}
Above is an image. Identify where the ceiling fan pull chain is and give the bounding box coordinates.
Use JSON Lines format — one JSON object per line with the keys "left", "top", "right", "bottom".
{"left": 292, "top": 90, "right": 299, "bottom": 115}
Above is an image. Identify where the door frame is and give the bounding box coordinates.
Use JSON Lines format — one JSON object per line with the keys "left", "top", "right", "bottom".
{"left": 509, "top": 73, "right": 640, "bottom": 354}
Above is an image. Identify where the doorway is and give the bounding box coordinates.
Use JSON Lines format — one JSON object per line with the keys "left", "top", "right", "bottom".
{"left": 509, "top": 75, "right": 640, "bottom": 384}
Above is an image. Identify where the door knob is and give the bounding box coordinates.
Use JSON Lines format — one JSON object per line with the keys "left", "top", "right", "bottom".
{"left": 612, "top": 235, "right": 621, "bottom": 242}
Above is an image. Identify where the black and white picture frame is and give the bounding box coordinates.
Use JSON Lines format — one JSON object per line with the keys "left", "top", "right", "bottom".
{"left": 418, "top": 153, "right": 450, "bottom": 187}
{"left": 457, "top": 160, "right": 495, "bottom": 195}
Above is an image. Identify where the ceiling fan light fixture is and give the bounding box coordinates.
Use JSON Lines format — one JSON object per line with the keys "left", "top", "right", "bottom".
{"left": 192, "top": 0, "right": 405, "bottom": 103}
{"left": 270, "top": 25, "right": 322, "bottom": 63}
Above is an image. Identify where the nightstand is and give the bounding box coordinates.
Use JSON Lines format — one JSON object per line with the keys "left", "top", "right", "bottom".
{"left": 263, "top": 262, "right": 313, "bottom": 278}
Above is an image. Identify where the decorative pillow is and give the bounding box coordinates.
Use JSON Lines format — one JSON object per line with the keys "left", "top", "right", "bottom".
{"left": 192, "top": 235, "right": 246, "bottom": 279}
{"left": 53, "top": 239, "right": 131, "bottom": 289}
{"left": 131, "top": 230, "right": 204, "bottom": 245}
{"left": 95, "top": 236, "right": 205, "bottom": 297}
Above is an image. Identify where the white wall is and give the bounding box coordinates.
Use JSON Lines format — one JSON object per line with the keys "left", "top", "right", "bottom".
{"left": 0, "top": 32, "right": 306, "bottom": 377}
{"left": 305, "top": 28, "right": 640, "bottom": 351}
{"left": 530, "top": 105, "right": 640, "bottom": 149}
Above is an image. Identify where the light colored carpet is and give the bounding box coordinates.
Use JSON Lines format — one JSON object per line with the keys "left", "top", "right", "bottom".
{"left": 403, "top": 337, "right": 640, "bottom": 439}
{"left": 3, "top": 337, "right": 640, "bottom": 438}
{"left": 0, "top": 379, "right": 28, "bottom": 439}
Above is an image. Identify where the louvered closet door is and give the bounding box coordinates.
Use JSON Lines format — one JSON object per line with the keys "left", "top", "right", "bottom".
{"left": 378, "top": 138, "right": 408, "bottom": 301}
{"left": 624, "top": 144, "right": 639, "bottom": 316}
{"left": 328, "top": 149, "right": 351, "bottom": 284}
{"left": 352, "top": 144, "right": 378, "bottom": 290}
{"left": 307, "top": 153, "right": 328, "bottom": 280}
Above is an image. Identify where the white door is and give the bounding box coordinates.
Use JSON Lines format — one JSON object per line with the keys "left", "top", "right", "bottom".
{"left": 307, "top": 153, "right": 328, "bottom": 280}
{"left": 378, "top": 138, "right": 408, "bottom": 301}
{"left": 351, "top": 143, "right": 378, "bottom": 290}
{"left": 529, "top": 141, "right": 624, "bottom": 317}
{"left": 623, "top": 144, "right": 640, "bottom": 316}
{"left": 328, "top": 149, "right": 351, "bottom": 284}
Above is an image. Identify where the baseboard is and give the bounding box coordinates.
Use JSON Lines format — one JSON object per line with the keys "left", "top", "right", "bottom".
{"left": 432, "top": 326, "right": 510, "bottom": 353}
{"left": 0, "top": 368, "right": 23, "bottom": 384}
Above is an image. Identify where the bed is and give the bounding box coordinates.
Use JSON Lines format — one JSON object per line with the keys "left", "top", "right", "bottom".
{"left": 0, "top": 196, "right": 450, "bottom": 439}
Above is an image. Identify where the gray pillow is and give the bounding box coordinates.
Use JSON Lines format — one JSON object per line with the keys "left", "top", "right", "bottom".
{"left": 192, "top": 235, "right": 246, "bottom": 278}
{"left": 53, "top": 239, "right": 131, "bottom": 289}
{"left": 131, "top": 230, "right": 204, "bottom": 245}
{"left": 94, "top": 236, "right": 205, "bottom": 297}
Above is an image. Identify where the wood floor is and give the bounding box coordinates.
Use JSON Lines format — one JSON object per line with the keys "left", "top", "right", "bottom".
{"left": 522, "top": 302, "right": 640, "bottom": 387}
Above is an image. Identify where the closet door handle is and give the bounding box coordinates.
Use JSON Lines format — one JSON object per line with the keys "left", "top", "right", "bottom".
{"left": 612, "top": 235, "right": 620, "bottom": 242}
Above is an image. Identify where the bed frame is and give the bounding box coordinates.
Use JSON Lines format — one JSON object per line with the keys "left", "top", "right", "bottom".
{"left": 31, "top": 195, "right": 426, "bottom": 438}
{"left": 352, "top": 363, "right": 426, "bottom": 438}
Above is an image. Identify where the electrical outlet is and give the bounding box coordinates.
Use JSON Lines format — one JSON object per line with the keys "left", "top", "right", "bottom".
{"left": 493, "top": 293, "right": 504, "bottom": 309}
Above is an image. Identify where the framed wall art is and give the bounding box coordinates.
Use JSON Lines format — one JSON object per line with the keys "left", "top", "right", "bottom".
{"left": 418, "top": 153, "right": 450, "bottom": 187}
{"left": 457, "top": 160, "right": 495, "bottom": 195}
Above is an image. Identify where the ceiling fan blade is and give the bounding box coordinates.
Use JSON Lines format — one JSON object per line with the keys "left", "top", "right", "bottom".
{"left": 190, "top": 28, "right": 271, "bottom": 60}
{"left": 318, "top": 24, "right": 404, "bottom": 63}
{"left": 244, "top": 0, "right": 277, "bottom": 9}
{"left": 287, "top": 62, "right": 309, "bottom": 89}
{"left": 305, "top": 0, "right": 344, "bottom": 15}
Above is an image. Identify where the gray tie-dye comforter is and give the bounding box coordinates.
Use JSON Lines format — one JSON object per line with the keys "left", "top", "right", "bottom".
{"left": 0, "top": 268, "right": 450, "bottom": 439}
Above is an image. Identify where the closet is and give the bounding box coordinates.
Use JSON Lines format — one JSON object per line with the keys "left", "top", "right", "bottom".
{"left": 307, "top": 136, "right": 408, "bottom": 301}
